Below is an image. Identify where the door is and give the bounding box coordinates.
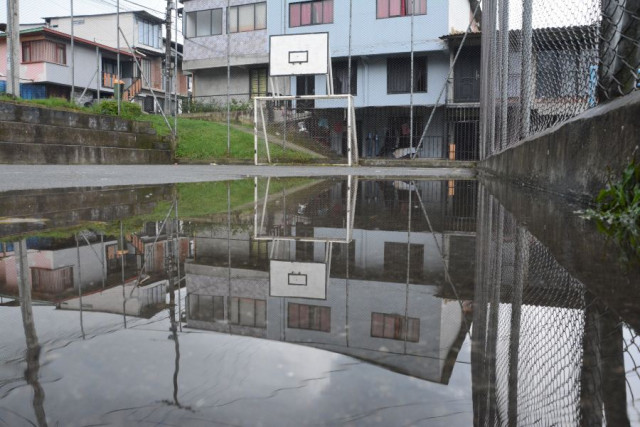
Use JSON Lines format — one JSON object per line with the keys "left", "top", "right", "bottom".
{"left": 454, "top": 47, "right": 480, "bottom": 102}
{"left": 296, "top": 75, "right": 315, "bottom": 109}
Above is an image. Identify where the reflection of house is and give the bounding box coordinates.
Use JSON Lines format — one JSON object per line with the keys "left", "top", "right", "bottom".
{"left": 184, "top": 178, "right": 477, "bottom": 383}
{"left": 60, "top": 279, "right": 167, "bottom": 317}
{"left": 0, "top": 236, "right": 118, "bottom": 297}
{"left": 130, "top": 222, "right": 190, "bottom": 275}
{"left": 0, "top": 27, "right": 137, "bottom": 103}
{"left": 186, "top": 263, "right": 469, "bottom": 384}
{"left": 42, "top": 11, "right": 190, "bottom": 113}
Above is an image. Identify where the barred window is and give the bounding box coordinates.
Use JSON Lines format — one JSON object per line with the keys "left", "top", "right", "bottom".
{"left": 387, "top": 56, "right": 427, "bottom": 93}
{"left": 333, "top": 61, "right": 357, "bottom": 95}
{"left": 250, "top": 68, "right": 268, "bottom": 98}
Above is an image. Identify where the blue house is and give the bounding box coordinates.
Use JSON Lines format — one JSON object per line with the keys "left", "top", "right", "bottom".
{"left": 180, "top": 0, "right": 479, "bottom": 158}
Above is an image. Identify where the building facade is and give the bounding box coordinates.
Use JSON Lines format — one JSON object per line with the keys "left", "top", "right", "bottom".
{"left": 43, "top": 11, "right": 189, "bottom": 113}
{"left": 0, "top": 27, "right": 137, "bottom": 103}
{"left": 181, "top": 0, "right": 480, "bottom": 158}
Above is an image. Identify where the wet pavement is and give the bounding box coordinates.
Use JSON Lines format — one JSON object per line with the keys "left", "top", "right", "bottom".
{"left": 0, "top": 165, "right": 475, "bottom": 191}
{"left": 0, "top": 176, "right": 638, "bottom": 426}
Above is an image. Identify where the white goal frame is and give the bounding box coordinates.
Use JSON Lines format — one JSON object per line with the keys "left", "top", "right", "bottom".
{"left": 252, "top": 176, "right": 359, "bottom": 299}
{"left": 253, "top": 94, "right": 359, "bottom": 166}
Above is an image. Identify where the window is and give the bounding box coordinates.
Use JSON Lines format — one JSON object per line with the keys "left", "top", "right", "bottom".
{"left": 22, "top": 40, "right": 66, "bottom": 65}
{"left": 250, "top": 68, "right": 268, "bottom": 98}
{"left": 189, "top": 294, "right": 225, "bottom": 322}
{"left": 141, "top": 59, "right": 152, "bottom": 87}
{"left": 333, "top": 61, "right": 357, "bottom": 95}
{"left": 185, "top": 8, "right": 223, "bottom": 38}
{"left": 377, "top": 0, "right": 426, "bottom": 18}
{"left": 288, "top": 303, "right": 331, "bottom": 332}
{"left": 371, "top": 313, "right": 420, "bottom": 342}
{"left": 228, "top": 2, "right": 267, "bottom": 33}
{"left": 384, "top": 242, "right": 424, "bottom": 279}
{"left": 387, "top": 56, "right": 427, "bottom": 93}
{"left": 138, "top": 19, "right": 161, "bottom": 48}
{"left": 31, "top": 266, "right": 73, "bottom": 293}
{"left": 289, "top": 0, "right": 333, "bottom": 27}
{"left": 229, "top": 297, "right": 266, "bottom": 328}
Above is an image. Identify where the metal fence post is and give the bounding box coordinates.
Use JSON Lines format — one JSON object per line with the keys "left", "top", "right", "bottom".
{"left": 520, "top": 0, "right": 533, "bottom": 139}
{"left": 499, "top": 0, "right": 510, "bottom": 150}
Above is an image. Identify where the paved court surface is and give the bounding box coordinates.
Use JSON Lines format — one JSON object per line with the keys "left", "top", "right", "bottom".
{"left": 0, "top": 165, "right": 477, "bottom": 191}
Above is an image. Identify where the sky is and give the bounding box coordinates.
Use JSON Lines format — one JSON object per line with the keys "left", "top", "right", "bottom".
{"left": 1, "top": 0, "right": 171, "bottom": 26}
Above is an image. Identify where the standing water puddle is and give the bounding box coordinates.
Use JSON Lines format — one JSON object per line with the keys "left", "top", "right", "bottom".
{"left": 0, "top": 177, "right": 638, "bottom": 426}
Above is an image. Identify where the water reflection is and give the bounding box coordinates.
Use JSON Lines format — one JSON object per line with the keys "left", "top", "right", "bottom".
{"left": 0, "top": 177, "right": 638, "bottom": 425}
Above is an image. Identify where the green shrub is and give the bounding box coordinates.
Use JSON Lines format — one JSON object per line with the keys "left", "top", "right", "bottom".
{"left": 92, "top": 100, "right": 143, "bottom": 120}
{"left": 582, "top": 155, "right": 640, "bottom": 259}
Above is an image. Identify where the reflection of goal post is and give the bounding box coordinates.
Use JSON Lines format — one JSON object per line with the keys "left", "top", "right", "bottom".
{"left": 252, "top": 176, "right": 359, "bottom": 299}
{"left": 254, "top": 33, "right": 358, "bottom": 166}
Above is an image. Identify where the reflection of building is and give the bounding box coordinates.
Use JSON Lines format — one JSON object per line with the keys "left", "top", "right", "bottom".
{"left": 130, "top": 222, "right": 190, "bottom": 276}
{"left": 0, "top": 236, "right": 118, "bottom": 298}
{"left": 187, "top": 265, "right": 469, "bottom": 384}
{"left": 60, "top": 279, "right": 167, "bottom": 317}
{"left": 185, "top": 179, "right": 477, "bottom": 383}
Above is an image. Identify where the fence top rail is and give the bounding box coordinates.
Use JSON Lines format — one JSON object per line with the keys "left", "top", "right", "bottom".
{"left": 254, "top": 94, "right": 354, "bottom": 101}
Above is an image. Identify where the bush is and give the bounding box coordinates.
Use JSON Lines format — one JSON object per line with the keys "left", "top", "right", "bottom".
{"left": 92, "top": 100, "right": 143, "bottom": 120}
{"left": 582, "top": 154, "right": 640, "bottom": 260}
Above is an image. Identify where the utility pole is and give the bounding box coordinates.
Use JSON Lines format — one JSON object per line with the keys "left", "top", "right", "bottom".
{"left": 116, "top": 0, "right": 121, "bottom": 115}
{"left": 164, "top": 0, "right": 174, "bottom": 119}
{"left": 70, "top": 0, "right": 75, "bottom": 103}
{"left": 6, "top": 0, "right": 21, "bottom": 97}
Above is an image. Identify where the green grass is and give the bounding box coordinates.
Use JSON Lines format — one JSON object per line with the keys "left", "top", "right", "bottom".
{"left": 0, "top": 178, "right": 315, "bottom": 242}
{"left": 142, "top": 115, "right": 313, "bottom": 163}
{"left": 0, "top": 96, "right": 312, "bottom": 163}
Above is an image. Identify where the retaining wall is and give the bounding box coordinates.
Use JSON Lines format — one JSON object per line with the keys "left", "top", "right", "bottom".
{"left": 0, "top": 101, "right": 172, "bottom": 164}
{"left": 479, "top": 91, "right": 640, "bottom": 202}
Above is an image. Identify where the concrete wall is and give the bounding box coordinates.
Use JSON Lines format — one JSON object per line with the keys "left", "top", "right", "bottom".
{"left": 0, "top": 101, "right": 172, "bottom": 165}
{"left": 479, "top": 91, "right": 640, "bottom": 201}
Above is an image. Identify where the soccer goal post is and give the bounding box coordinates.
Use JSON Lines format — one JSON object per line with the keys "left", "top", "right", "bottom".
{"left": 253, "top": 94, "right": 358, "bottom": 166}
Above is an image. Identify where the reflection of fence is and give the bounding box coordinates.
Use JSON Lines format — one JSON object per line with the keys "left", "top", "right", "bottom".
{"left": 480, "top": 0, "right": 640, "bottom": 158}
{"left": 473, "top": 185, "right": 639, "bottom": 425}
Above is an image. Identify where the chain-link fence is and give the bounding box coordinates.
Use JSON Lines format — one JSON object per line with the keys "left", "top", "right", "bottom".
{"left": 473, "top": 185, "right": 640, "bottom": 425}
{"left": 480, "top": 0, "right": 640, "bottom": 158}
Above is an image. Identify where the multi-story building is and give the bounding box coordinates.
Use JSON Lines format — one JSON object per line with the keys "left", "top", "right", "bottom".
{"left": 0, "top": 26, "right": 137, "bottom": 103}
{"left": 42, "top": 11, "right": 189, "bottom": 113}
{"left": 181, "top": 0, "right": 479, "bottom": 158}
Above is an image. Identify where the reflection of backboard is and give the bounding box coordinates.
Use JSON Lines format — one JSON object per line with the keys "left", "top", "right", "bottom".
{"left": 269, "top": 33, "right": 329, "bottom": 76}
{"left": 270, "top": 260, "right": 327, "bottom": 299}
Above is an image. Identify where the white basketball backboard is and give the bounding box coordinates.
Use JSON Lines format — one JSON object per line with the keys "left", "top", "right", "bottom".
{"left": 269, "top": 33, "right": 329, "bottom": 76}
{"left": 270, "top": 260, "right": 327, "bottom": 299}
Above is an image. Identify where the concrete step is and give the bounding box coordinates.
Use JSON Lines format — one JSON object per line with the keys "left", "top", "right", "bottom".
{"left": 0, "top": 101, "right": 156, "bottom": 134}
{"left": 0, "top": 141, "right": 172, "bottom": 165}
